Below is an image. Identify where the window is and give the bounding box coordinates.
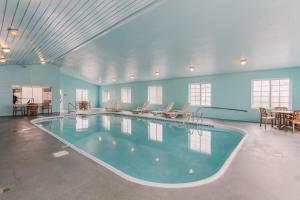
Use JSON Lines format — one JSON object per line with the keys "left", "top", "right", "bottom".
{"left": 148, "top": 86, "right": 162, "bottom": 105}
{"left": 122, "top": 118, "right": 132, "bottom": 135}
{"left": 189, "top": 83, "right": 211, "bottom": 106}
{"left": 148, "top": 122, "right": 163, "bottom": 142}
{"left": 121, "top": 87, "right": 131, "bottom": 103}
{"left": 102, "top": 115, "right": 110, "bottom": 130}
{"left": 76, "top": 89, "right": 88, "bottom": 101}
{"left": 251, "top": 79, "right": 290, "bottom": 108}
{"left": 102, "top": 89, "right": 110, "bottom": 103}
{"left": 189, "top": 129, "right": 211, "bottom": 154}
{"left": 12, "top": 85, "right": 52, "bottom": 104}
{"left": 76, "top": 117, "right": 89, "bottom": 131}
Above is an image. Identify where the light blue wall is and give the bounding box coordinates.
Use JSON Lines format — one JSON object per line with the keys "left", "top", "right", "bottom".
{"left": 0, "top": 64, "right": 60, "bottom": 116}
{"left": 60, "top": 73, "right": 100, "bottom": 110}
{"left": 101, "top": 67, "right": 300, "bottom": 122}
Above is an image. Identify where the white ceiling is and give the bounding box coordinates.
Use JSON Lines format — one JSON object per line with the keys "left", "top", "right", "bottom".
{"left": 1, "top": 0, "right": 300, "bottom": 85}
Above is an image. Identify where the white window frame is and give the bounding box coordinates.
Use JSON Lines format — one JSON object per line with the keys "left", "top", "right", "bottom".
{"left": 251, "top": 79, "right": 291, "bottom": 109}
{"left": 148, "top": 86, "right": 162, "bottom": 105}
{"left": 121, "top": 87, "right": 131, "bottom": 104}
{"left": 188, "top": 83, "right": 211, "bottom": 106}
{"left": 102, "top": 89, "right": 110, "bottom": 103}
{"left": 76, "top": 89, "right": 88, "bottom": 101}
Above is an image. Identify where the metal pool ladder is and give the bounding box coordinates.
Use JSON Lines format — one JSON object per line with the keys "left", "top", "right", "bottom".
{"left": 184, "top": 107, "right": 203, "bottom": 129}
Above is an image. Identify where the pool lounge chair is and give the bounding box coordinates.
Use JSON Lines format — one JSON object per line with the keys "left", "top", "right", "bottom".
{"left": 152, "top": 102, "right": 175, "bottom": 116}
{"left": 132, "top": 102, "right": 150, "bottom": 114}
{"left": 165, "top": 103, "right": 191, "bottom": 118}
{"left": 111, "top": 101, "right": 123, "bottom": 112}
{"left": 105, "top": 100, "right": 114, "bottom": 111}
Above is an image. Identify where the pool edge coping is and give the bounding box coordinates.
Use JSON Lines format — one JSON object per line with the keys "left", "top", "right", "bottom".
{"left": 30, "top": 112, "right": 248, "bottom": 189}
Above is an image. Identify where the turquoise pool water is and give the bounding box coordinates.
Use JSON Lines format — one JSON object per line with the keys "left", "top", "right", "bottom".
{"left": 35, "top": 114, "right": 244, "bottom": 185}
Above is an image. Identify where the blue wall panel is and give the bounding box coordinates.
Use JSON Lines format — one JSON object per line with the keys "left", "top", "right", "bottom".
{"left": 0, "top": 64, "right": 60, "bottom": 116}
{"left": 60, "top": 73, "right": 100, "bottom": 110}
{"left": 101, "top": 67, "right": 300, "bottom": 122}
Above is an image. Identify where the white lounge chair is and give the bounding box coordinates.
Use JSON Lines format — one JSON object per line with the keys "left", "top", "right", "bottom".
{"left": 132, "top": 102, "right": 150, "bottom": 114}
{"left": 104, "top": 100, "right": 114, "bottom": 111}
{"left": 112, "top": 101, "right": 123, "bottom": 112}
{"left": 152, "top": 102, "right": 175, "bottom": 116}
{"left": 165, "top": 103, "right": 191, "bottom": 118}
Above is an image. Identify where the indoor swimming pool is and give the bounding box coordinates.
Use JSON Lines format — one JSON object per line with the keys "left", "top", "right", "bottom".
{"left": 33, "top": 114, "right": 245, "bottom": 187}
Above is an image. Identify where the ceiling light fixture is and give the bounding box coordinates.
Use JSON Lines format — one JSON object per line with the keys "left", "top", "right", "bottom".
{"left": 189, "top": 64, "right": 195, "bottom": 72}
{"left": 240, "top": 58, "right": 247, "bottom": 65}
{"left": 2, "top": 47, "right": 11, "bottom": 53}
{"left": 130, "top": 74, "right": 135, "bottom": 79}
{"left": 0, "top": 56, "right": 6, "bottom": 63}
{"left": 8, "top": 28, "right": 19, "bottom": 37}
{"left": 155, "top": 71, "right": 160, "bottom": 76}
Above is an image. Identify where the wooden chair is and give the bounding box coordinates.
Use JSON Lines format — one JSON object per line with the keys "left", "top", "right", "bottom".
{"left": 41, "top": 100, "right": 52, "bottom": 114}
{"left": 79, "top": 101, "right": 89, "bottom": 110}
{"left": 12, "top": 104, "right": 25, "bottom": 116}
{"left": 273, "top": 107, "right": 288, "bottom": 125}
{"left": 27, "top": 103, "right": 38, "bottom": 116}
{"left": 259, "top": 108, "right": 275, "bottom": 129}
{"left": 292, "top": 110, "right": 300, "bottom": 133}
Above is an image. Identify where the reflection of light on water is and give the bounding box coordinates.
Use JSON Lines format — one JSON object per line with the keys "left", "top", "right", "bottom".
{"left": 188, "top": 169, "right": 194, "bottom": 174}
{"left": 188, "top": 129, "right": 211, "bottom": 154}
{"left": 98, "top": 136, "right": 102, "bottom": 141}
{"left": 102, "top": 116, "right": 110, "bottom": 130}
{"left": 148, "top": 122, "right": 163, "bottom": 142}
{"left": 122, "top": 118, "right": 132, "bottom": 135}
{"left": 155, "top": 157, "right": 160, "bottom": 162}
{"left": 130, "top": 147, "right": 135, "bottom": 152}
{"left": 112, "top": 140, "right": 116, "bottom": 145}
{"left": 76, "top": 117, "right": 89, "bottom": 131}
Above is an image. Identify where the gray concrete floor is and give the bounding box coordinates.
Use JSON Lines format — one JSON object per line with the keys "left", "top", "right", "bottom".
{"left": 1, "top": 115, "right": 300, "bottom": 200}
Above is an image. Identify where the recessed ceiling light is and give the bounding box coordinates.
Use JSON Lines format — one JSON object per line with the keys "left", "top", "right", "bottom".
{"left": 0, "top": 57, "right": 6, "bottom": 63}
{"left": 155, "top": 71, "right": 160, "bottom": 76}
{"left": 8, "top": 28, "right": 19, "bottom": 36}
{"left": 240, "top": 58, "right": 247, "bottom": 65}
{"left": 189, "top": 64, "right": 195, "bottom": 72}
{"left": 2, "top": 47, "right": 11, "bottom": 53}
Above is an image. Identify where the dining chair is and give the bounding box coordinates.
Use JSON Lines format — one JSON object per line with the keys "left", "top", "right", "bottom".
{"left": 27, "top": 103, "right": 39, "bottom": 116}
{"left": 259, "top": 108, "right": 275, "bottom": 129}
{"left": 273, "top": 107, "right": 288, "bottom": 125}
{"left": 41, "top": 100, "right": 52, "bottom": 114}
{"left": 292, "top": 110, "right": 300, "bottom": 133}
{"left": 12, "top": 104, "right": 25, "bottom": 116}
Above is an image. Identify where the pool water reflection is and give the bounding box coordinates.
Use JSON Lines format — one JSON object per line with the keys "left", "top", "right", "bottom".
{"left": 36, "top": 114, "right": 244, "bottom": 185}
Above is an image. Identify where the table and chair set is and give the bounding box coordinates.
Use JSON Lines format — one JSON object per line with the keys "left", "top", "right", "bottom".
{"left": 259, "top": 107, "right": 300, "bottom": 132}
{"left": 12, "top": 102, "right": 52, "bottom": 116}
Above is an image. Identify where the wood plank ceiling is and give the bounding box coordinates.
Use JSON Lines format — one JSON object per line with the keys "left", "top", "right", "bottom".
{"left": 0, "top": 0, "right": 158, "bottom": 65}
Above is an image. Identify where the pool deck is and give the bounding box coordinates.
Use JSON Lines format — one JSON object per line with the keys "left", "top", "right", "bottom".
{"left": 1, "top": 113, "right": 300, "bottom": 200}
